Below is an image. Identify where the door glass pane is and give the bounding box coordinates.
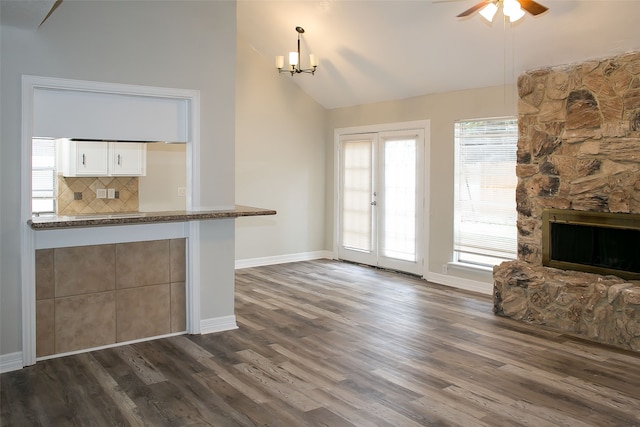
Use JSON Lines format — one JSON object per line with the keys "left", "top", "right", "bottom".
{"left": 342, "top": 140, "right": 372, "bottom": 252}
{"left": 382, "top": 138, "right": 416, "bottom": 262}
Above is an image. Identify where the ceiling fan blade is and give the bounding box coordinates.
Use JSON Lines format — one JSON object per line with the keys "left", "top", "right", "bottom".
{"left": 38, "top": 0, "right": 63, "bottom": 28}
{"left": 457, "top": 1, "right": 490, "bottom": 17}
{"left": 519, "top": 0, "right": 548, "bottom": 16}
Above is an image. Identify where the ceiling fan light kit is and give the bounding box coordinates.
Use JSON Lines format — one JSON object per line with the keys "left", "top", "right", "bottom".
{"left": 502, "top": 0, "right": 525, "bottom": 22}
{"left": 458, "top": 0, "right": 548, "bottom": 23}
{"left": 479, "top": 2, "right": 498, "bottom": 22}
{"left": 276, "top": 26, "right": 318, "bottom": 76}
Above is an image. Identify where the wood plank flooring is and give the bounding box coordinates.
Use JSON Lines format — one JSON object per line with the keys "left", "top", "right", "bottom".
{"left": 2, "top": 259, "right": 640, "bottom": 426}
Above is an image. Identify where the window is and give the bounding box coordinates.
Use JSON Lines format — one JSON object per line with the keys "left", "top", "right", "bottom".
{"left": 32, "top": 138, "right": 56, "bottom": 214}
{"left": 454, "top": 117, "right": 517, "bottom": 267}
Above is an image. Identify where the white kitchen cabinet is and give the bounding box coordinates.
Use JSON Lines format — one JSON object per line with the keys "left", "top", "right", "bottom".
{"left": 60, "top": 140, "right": 146, "bottom": 177}
{"left": 61, "top": 140, "right": 109, "bottom": 177}
{"left": 109, "top": 142, "right": 147, "bottom": 176}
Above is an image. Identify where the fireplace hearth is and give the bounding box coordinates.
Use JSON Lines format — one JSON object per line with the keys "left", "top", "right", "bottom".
{"left": 493, "top": 50, "right": 640, "bottom": 352}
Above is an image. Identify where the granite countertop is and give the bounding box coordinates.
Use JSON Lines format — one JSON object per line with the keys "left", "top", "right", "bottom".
{"left": 28, "top": 205, "right": 276, "bottom": 230}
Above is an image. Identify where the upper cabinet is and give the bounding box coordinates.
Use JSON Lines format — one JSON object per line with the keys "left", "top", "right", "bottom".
{"left": 61, "top": 140, "right": 146, "bottom": 177}
{"left": 109, "top": 142, "right": 147, "bottom": 176}
{"left": 61, "top": 140, "right": 108, "bottom": 176}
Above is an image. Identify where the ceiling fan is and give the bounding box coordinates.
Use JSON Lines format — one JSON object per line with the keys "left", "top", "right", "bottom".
{"left": 451, "top": 0, "right": 548, "bottom": 22}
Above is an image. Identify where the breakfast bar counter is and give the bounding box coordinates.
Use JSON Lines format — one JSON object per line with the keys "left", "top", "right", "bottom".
{"left": 28, "top": 205, "right": 276, "bottom": 230}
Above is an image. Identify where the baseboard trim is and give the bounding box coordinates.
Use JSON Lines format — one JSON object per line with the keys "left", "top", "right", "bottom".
{"left": 235, "top": 253, "right": 492, "bottom": 296}
{"left": 426, "top": 272, "right": 493, "bottom": 295}
{"left": 0, "top": 352, "right": 23, "bottom": 373}
{"left": 235, "top": 251, "right": 333, "bottom": 269}
{"left": 200, "top": 315, "right": 238, "bottom": 334}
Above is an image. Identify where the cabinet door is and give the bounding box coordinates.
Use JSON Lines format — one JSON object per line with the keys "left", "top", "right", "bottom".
{"left": 109, "top": 143, "right": 146, "bottom": 176}
{"left": 63, "top": 141, "right": 109, "bottom": 176}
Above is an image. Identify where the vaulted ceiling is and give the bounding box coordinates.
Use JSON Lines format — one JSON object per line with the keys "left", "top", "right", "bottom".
{"left": 238, "top": 0, "right": 640, "bottom": 109}
{"left": 3, "top": 1, "right": 639, "bottom": 110}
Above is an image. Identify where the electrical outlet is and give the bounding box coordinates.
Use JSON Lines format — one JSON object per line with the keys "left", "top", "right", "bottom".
{"left": 177, "top": 187, "right": 186, "bottom": 197}
{"left": 107, "top": 188, "right": 115, "bottom": 199}
{"left": 442, "top": 264, "right": 448, "bottom": 274}
{"left": 96, "top": 189, "right": 107, "bottom": 199}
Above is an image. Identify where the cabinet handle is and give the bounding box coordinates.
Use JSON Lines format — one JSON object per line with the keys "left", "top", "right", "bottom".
{"left": 117, "top": 154, "right": 121, "bottom": 166}
{"left": 82, "top": 153, "right": 86, "bottom": 166}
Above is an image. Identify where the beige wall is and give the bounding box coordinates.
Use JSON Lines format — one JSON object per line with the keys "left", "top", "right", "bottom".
{"left": 139, "top": 143, "right": 187, "bottom": 212}
{"left": 1, "top": 1, "right": 236, "bottom": 357}
{"left": 235, "top": 37, "right": 327, "bottom": 261}
{"left": 325, "top": 86, "right": 518, "bottom": 286}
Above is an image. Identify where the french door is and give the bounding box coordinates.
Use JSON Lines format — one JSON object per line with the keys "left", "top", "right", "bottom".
{"left": 337, "top": 129, "right": 424, "bottom": 275}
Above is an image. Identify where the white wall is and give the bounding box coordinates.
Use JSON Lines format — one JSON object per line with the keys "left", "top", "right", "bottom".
{"left": 325, "top": 86, "right": 518, "bottom": 289}
{"left": 0, "top": 1, "right": 236, "bottom": 358}
{"left": 235, "top": 36, "right": 327, "bottom": 262}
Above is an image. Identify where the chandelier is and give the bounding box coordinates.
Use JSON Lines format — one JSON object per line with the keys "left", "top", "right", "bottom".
{"left": 276, "top": 27, "right": 318, "bottom": 76}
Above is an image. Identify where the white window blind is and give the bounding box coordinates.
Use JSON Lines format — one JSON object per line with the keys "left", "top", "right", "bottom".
{"left": 454, "top": 117, "right": 517, "bottom": 266}
{"left": 382, "top": 138, "right": 417, "bottom": 262}
{"left": 341, "top": 139, "right": 373, "bottom": 252}
{"left": 32, "top": 138, "right": 56, "bottom": 214}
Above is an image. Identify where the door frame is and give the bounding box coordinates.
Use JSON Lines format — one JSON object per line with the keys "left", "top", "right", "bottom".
{"left": 333, "top": 120, "right": 430, "bottom": 277}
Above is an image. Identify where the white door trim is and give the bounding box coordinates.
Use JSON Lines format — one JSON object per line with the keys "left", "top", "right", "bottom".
{"left": 20, "top": 75, "right": 201, "bottom": 366}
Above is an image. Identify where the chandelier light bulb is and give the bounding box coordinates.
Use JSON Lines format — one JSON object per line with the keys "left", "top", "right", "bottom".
{"left": 309, "top": 54, "right": 318, "bottom": 68}
{"left": 289, "top": 52, "right": 299, "bottom": 67}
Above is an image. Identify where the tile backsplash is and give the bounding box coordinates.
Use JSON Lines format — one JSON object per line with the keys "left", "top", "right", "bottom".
{"left": 57, "top": 175, "right": 139, "bottom": 215}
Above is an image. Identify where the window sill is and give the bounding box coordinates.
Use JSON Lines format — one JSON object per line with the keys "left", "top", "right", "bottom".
{"left": 447, "top": 261, "right": 494, "bottom": 274}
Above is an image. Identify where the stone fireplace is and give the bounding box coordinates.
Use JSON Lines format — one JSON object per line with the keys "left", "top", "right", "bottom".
{"left": 493, "top": 50, "right": 640, "bottom": 352}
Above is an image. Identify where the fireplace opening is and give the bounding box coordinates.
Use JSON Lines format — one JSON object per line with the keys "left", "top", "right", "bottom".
{"left": 542, "top": 209, "right": 640, "bottom": 280}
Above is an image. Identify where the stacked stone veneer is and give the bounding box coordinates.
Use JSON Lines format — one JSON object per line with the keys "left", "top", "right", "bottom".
{"left": 493, "top": 51, "right": 640, "bottom": 351}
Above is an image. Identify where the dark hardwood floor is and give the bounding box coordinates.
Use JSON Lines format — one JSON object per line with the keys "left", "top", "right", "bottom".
{"left": 2, "top": 259, "right": 640, "bottom": 426}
